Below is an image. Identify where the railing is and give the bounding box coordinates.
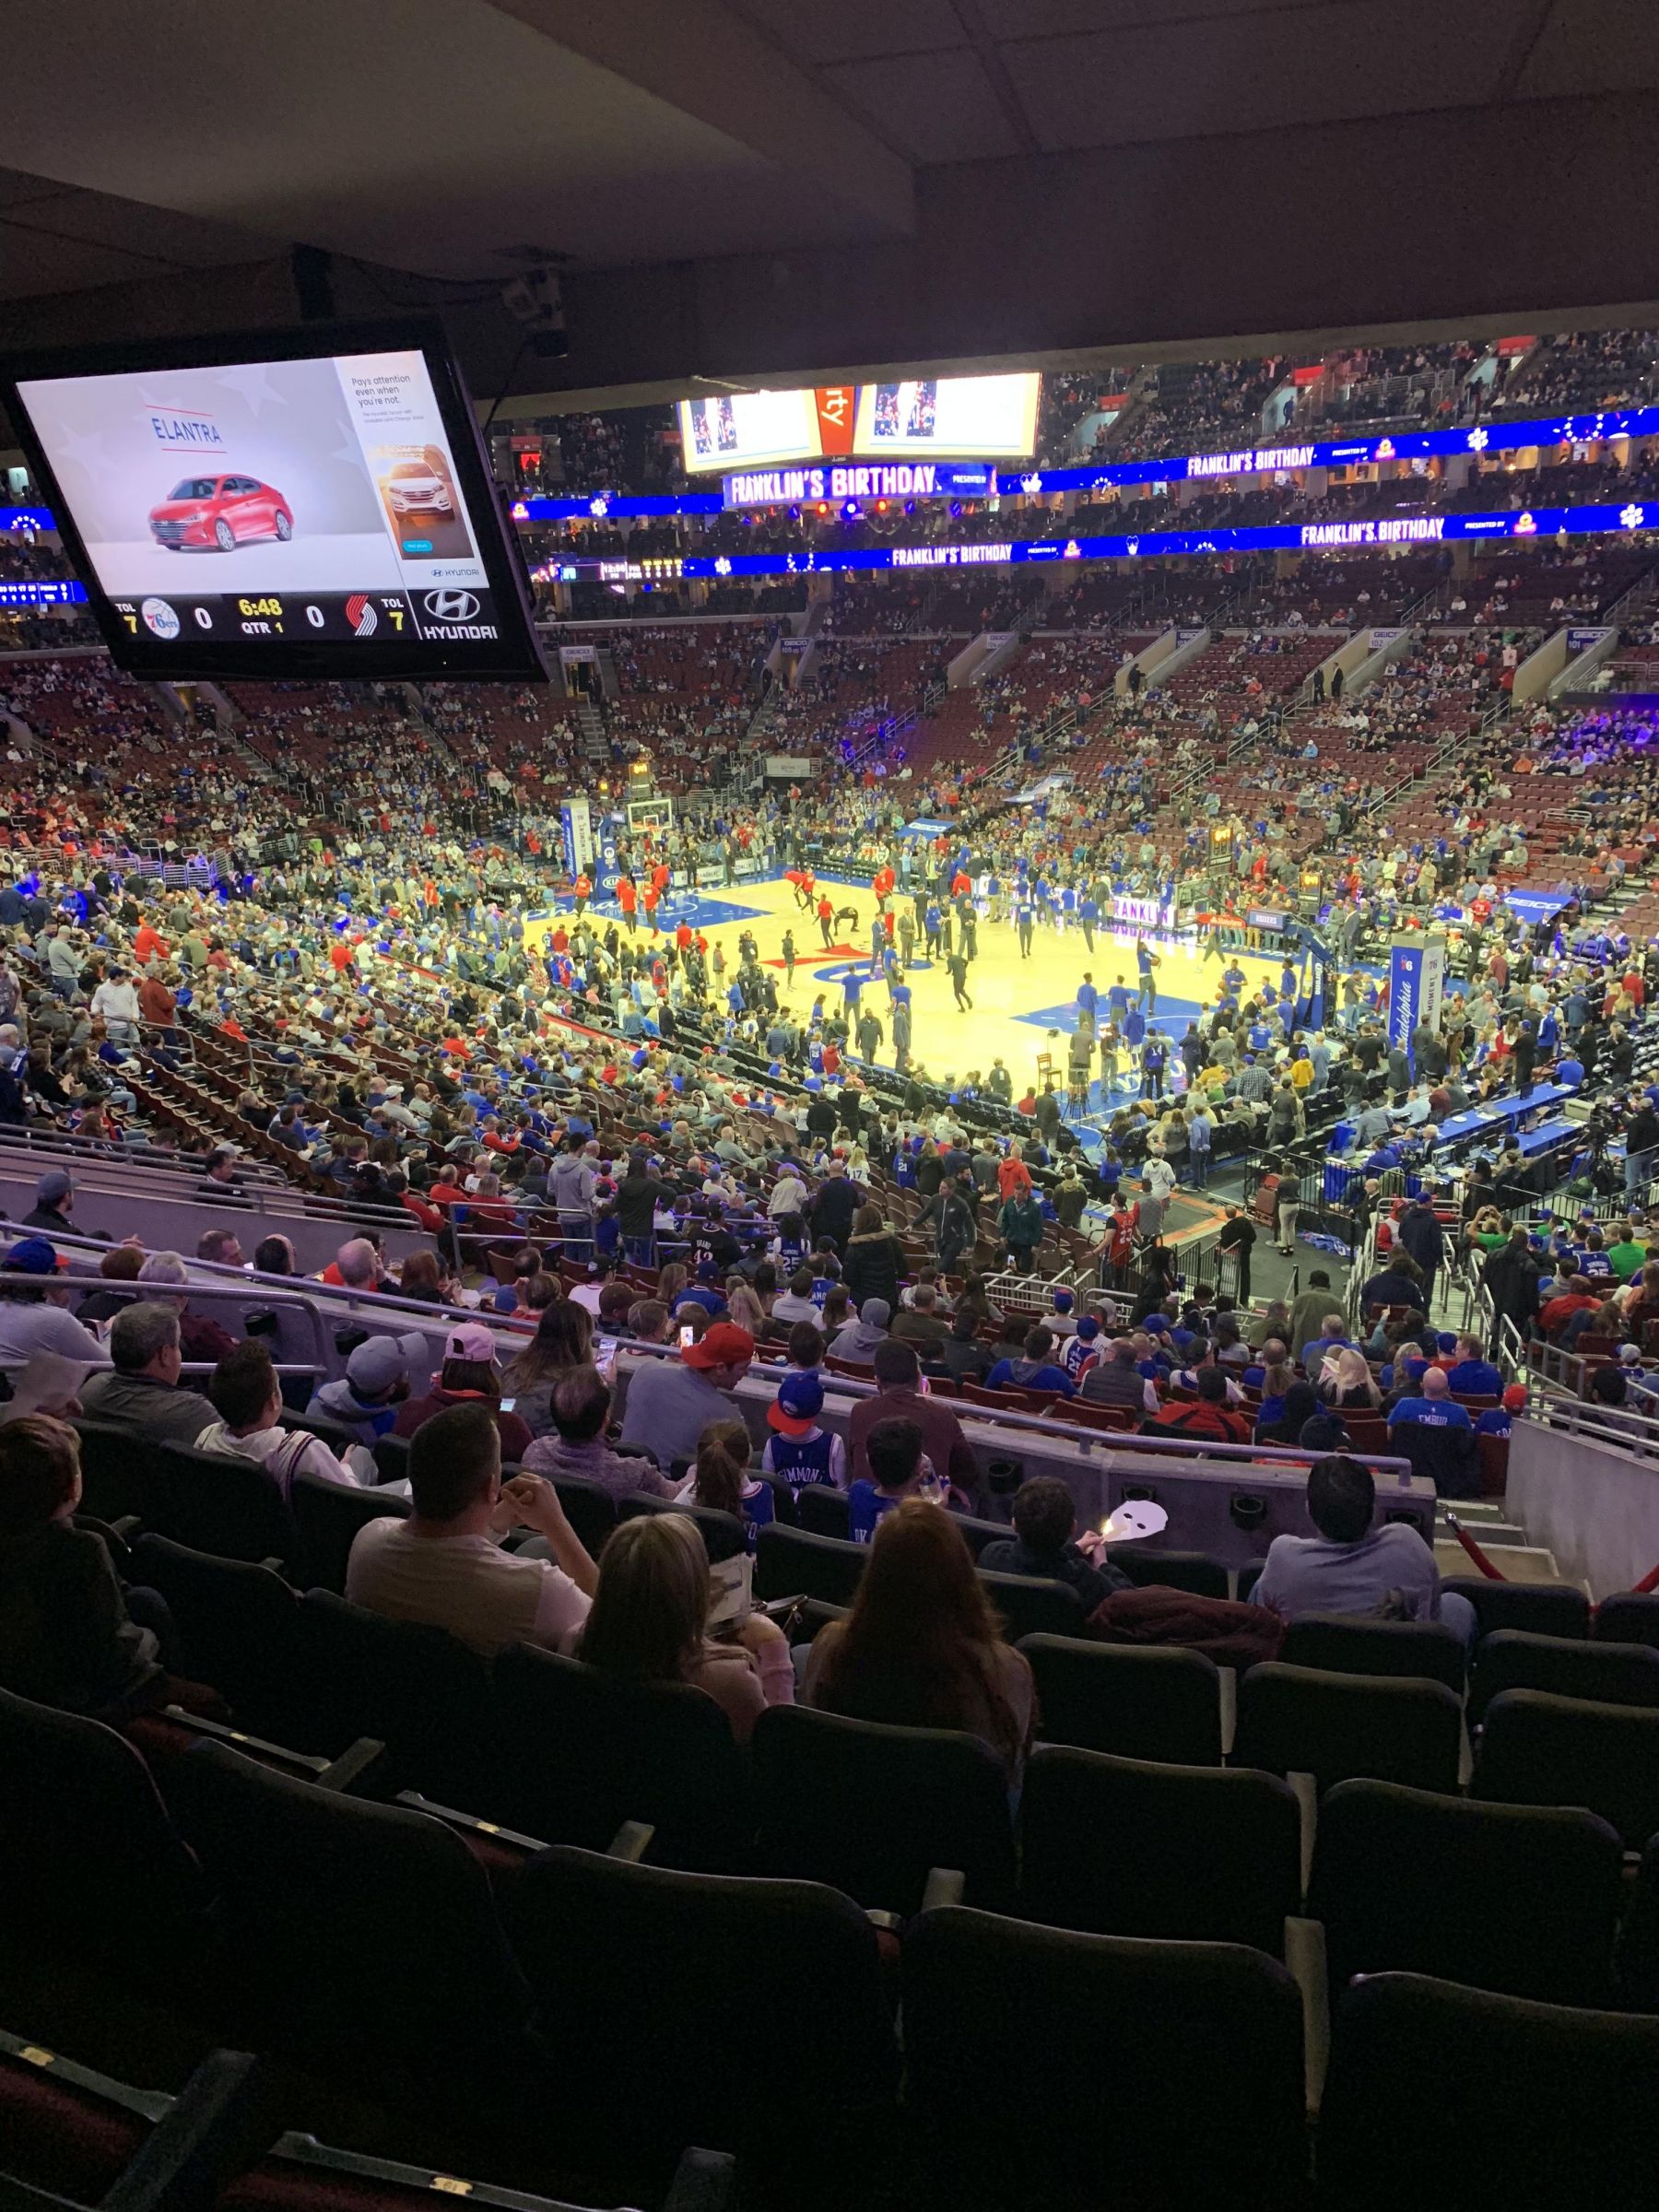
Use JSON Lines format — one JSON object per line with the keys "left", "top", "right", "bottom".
{"left": 1525, "top": 1390, "right": 1659, "bottom": 1463}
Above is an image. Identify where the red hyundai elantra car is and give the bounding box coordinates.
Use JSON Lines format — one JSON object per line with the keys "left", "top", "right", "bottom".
{"left": 148, "top": 474, "right": 293, "bottom": 551}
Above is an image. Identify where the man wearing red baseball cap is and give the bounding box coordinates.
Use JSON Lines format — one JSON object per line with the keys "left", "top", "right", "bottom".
{"left": 618, "top": 1321, "right": 755, "bottom": 1470}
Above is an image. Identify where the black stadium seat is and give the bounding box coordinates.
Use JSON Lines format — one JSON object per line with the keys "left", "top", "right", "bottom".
{"left": 500, "top": 1845, "right": 897, "bottom": 2207}
{"left": 1472, "top": 1688, "right": 1659, "bottom": 1848}
{"left": 156, "top": 1442, "right": 296, "bottom": 1568}
{"left": 751, "top": 1704, "right": 1015, "bottom": 1916}
{"left": 165, "top": 1741, "right": 532, "bottom": 2114}
{"left": 1320, "top": 1971, "right": 1659, "bottom": 2207}
{"left": 288, "top": 1470, "right": 408, "bottom": 1595}
{"left": 975, "top": 1570, "right": 1085, "bottom": 1642}
{"left": 126, "top": 1534, "right": 307, "bottom": 1742}
{"left": 1018, "top": 1634, "right": 1223, "bottom": 1763}
{"left": 1467, "top": 1628, "right": 1659, "bottom": 1724}
{"left": 1309, "top": 1779, "right": 1625, "bottom": 2007}
{"left": 491, "top": 1641, "right": 753, "bottom": 1870}
{"left": 1594, "top": 1592, "right": 1659, "bottom": 1650}
{"left": 0, "top": 1686, "right": 208, "bottom": 1989}
{"left": 754, "top": 1522, "right": 866, "bottom": 1606}
{"left": 1018, "top": 1746, "right": 1300, "bottom": 1955}
{"left": 1234, "top": 1662, "right": 1462, "bottom": 1794}
{"left": 1279, "top": 1610, "right": 1466, "bottom": 1691}
{"left": 1441, "top": 1576, "right": 1592, "bottom": 1641}
{"left": 901, "top": 1906, "right": 1307, "bottom": 2210}
{"left": 292, "top": 1588, "right": 500, "bottom": 1801}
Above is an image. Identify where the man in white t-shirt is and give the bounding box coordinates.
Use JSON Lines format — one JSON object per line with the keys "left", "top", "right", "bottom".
{"left": 346, "top": 1398, "right": 596, "bottom": 1656}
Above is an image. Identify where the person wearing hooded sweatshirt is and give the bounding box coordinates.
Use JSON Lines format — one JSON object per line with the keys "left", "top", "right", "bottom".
{"left": 309, "top": 1331, "right": 430, "bottom": 1465}
{"left": 829, "top": 1297, "right": 891, "bottom": 1367}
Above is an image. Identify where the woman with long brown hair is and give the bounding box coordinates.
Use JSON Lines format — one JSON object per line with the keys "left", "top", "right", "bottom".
{"left": 803, "top": 1499, "right": 1033, "bottom": 1773}
{"left": 841, "top": 1202, "right": 905, "bottom": 1311}
{"left": 501, "top": 1297, "right": 594, "bottom": 1439}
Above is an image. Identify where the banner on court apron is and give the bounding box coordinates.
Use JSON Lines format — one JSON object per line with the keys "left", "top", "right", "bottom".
{"left": 1389, "top": 932, "right": 1445, "bottom": 1067}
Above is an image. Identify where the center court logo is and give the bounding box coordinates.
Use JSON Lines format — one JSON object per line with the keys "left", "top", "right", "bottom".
{"left": 140, "top": 597, "right": 180, "bottom": 640}
{"left": 423, "top": 589, "right": 479, "bottom": 621}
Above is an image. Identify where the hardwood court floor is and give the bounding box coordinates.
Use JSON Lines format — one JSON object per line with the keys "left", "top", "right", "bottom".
{"left": 533, "top": 877, "right": 1293, "bottom": 1115}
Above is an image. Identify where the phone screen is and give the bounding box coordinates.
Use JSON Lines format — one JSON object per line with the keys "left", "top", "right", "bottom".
{"left": 500, "top": 1395, "right": 516, "bottom": 1412}
{"left": 680, "top": 1325, "right": 696, "bottom": 1347}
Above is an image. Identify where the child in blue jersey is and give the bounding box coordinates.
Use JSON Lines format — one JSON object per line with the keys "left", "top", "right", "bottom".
{"left": 761, "top": 1371, "right": 847, "bottom": 1494}
{"left": 676, "top": 1418, "right": 776, "bottom": 1550}
{"left": 847, "top": 1417, "right": 941, "bottom": 1543}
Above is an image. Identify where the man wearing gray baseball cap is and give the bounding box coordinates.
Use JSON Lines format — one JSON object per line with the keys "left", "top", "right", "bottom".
{"left": 307, "top": 1331, "right": 430, "bottom": 1453}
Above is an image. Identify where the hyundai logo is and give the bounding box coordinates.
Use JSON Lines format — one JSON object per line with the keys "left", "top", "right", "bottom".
{"left": 423, "top": 589, "right": 480, "bottom": 621}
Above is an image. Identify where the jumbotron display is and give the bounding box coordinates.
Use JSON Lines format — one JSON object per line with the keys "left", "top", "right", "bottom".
{"left": 4, "top": 321, "right": 546, "bottom": 681}
{"left": 677, "top": 372, "right": 1040, "bottom": 474}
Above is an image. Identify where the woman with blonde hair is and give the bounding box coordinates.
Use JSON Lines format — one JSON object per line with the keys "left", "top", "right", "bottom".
{"left": 575, "top": 1511, "right": 790, "bottom": 1743}
{"left": 1319, "top": 1345, "right": 1382, "bottom": 1411}
{"left": 804, "top": 1498, "right": 1033, "bottom": 1775}
{"left": 723, "top": 1282, "right": 767, "bottom": 1337}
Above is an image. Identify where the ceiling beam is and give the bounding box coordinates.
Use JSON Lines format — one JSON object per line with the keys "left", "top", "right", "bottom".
{"left": 491, "top": 0, "right": 916, "bottom": 236}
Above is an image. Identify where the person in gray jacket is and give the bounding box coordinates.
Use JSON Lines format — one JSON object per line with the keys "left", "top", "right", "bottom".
{"left": 549, "top": 1143, "right": 598, "bottom": 1253}
{"left": 76, "top": 1303, "right": 216, "bottom": 1447}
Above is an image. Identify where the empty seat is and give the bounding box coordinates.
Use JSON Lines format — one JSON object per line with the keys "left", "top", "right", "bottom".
{"left": 1320, "top": 1971, "right": 1659, "bottom": 2208}
{"left": 754, "top": 1522, "right": 866, "bottom": 1606}
{"left": 1103, "top": 1545, "right": 1230, "bottom": 1599}
{"left": 68, "top": 1422, "right": 169, "bottom": 1527}
{"left": 156, "top": 1442, "right": 296, "bottom": 1568}
{"left": 1018, "top": 1634, "right": 1222, "bottom": 1763}
{"left": 491, "top": 1642, "right": 753, "bottom": 1871}
{"left": 542, "top": 1472, "right": 618, "bottom": 1557}
{"left": 167, "top": 1740, "right": 531, "bottom": 2105}
{"left": 1594, "top": 1592, "right": 1659, "bottom": 1650}
{"left": 1234, "top": 1663, "right": 1462, "bottom": 1794}
{"left": 752, "top": 1704, "right": 1014, "bottom": 1915}
{"left": 500, "top": 1845, "right": 897, "bottom": 2206}
{"left": 950, "top": 1514, "right": 1015, "bottom": 1561}
{"left": 288, "top": 1471, "right": 408, "bottom": 1596}
{"left": 127, "top": 1534, "right": 306, "bottom": 1742}
{"left": 0, "top": 1686, "right": 206, "bottom": 1985}
{"left": 1442, "top": 1576, "right": 1590, "bottom": 1641}
{"left": 293, "top": 1588, "right": 500, "bottom": 1802}
{"left": 901, "top": 1906, "right": 1306, "bottom": 2210}
{"left": 1472, "top": 1688, "right": 1659, "bottom": 1848}
{"left": 1309, "top": 1780, "right": 1624, "bottom": 2006}
{"left": 1468, "top": 1629, "right": 1659, "bottom": 1724}
{"left": 0, "top": 2036, "right": 263, "bottom": 2212}
{"left": 1019, "top": 1746, "right": 1300, "bottom": 1956}
{"left": 371, "top": 1433, "right": 412, "bottom": 1488}
{"left": 976, "top": 1571, "right": 1086, "bottom": 1642}
{"left": 614, "top": 1492, "right": 748, "bottom": 1563}
{"left": 1279, "top": 1610, "right": 1466, "bottom": 1692}
{"left": 222, "top": 2135, "right": 735, "bottom": 2212}
{"left": 794, "top": 1486, "right": 851, "bottom": 1540}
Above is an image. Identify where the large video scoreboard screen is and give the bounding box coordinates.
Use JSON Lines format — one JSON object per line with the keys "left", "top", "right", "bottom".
{"left": 5, "top": 320, "right": 546, "bottom": 681}
{"left": 678, "top": 371, "right": 1040, "bottom": 474}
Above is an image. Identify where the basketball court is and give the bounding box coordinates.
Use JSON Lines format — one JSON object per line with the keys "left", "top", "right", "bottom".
{"left": 529, "top": 875, "right": 1295, "bottom": 1136}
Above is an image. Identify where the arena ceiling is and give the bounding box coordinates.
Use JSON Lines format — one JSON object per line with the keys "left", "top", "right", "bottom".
{"left": 2, "top": 0, "right": 1657, "bottom": 402}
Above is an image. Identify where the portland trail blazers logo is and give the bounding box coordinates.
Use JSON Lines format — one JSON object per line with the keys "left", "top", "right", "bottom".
{"left": 346, "top": 594, "right": 377, "bottom": 636}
